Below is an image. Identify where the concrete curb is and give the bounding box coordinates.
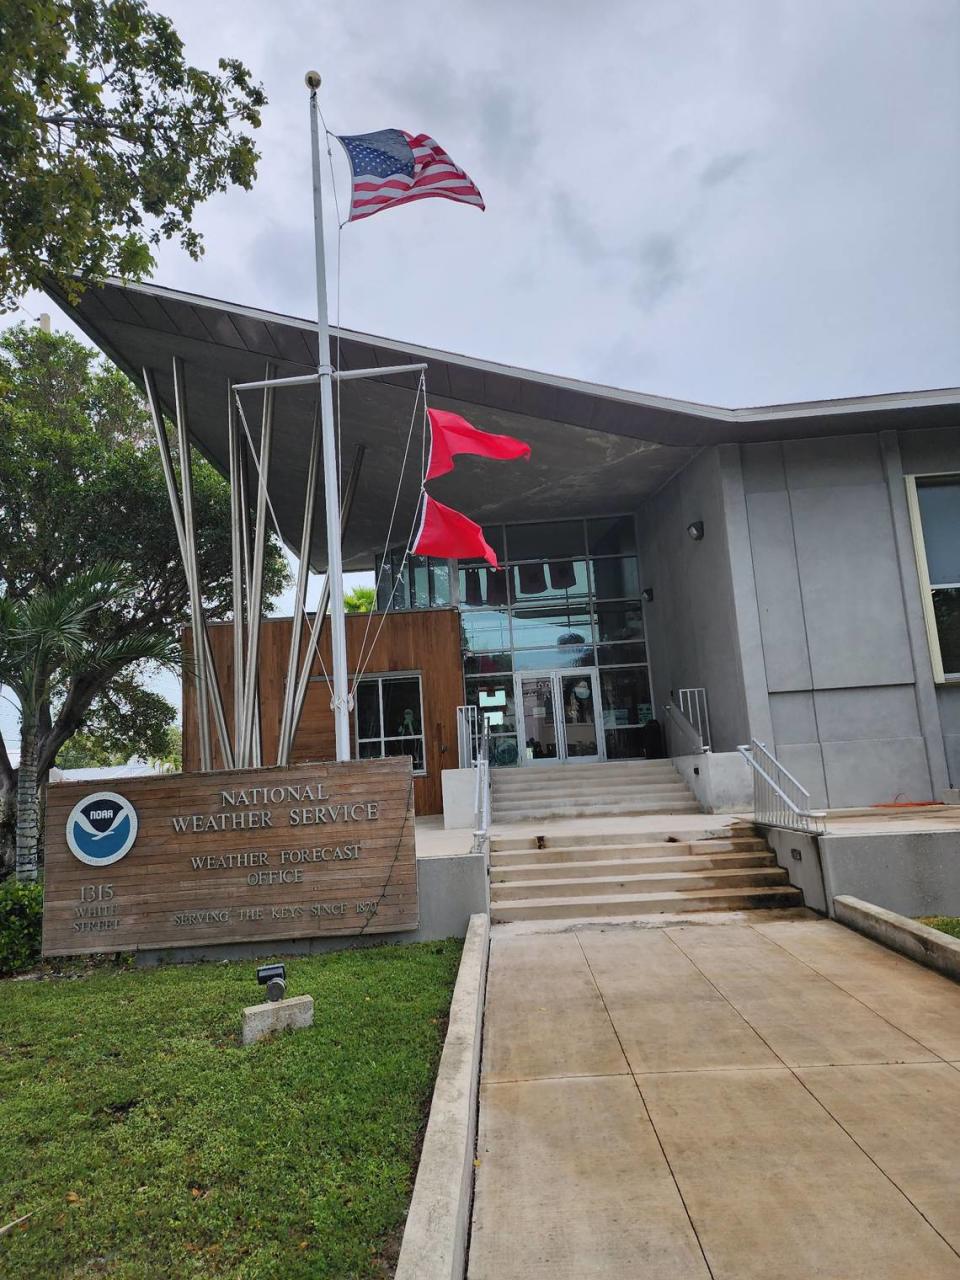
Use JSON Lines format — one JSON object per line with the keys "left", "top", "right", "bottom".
{"left": 395, "top": 912, "right": 490, "bottom": 1280}
{"left": 834, "top": 895, "right": 960, "bottom": 983}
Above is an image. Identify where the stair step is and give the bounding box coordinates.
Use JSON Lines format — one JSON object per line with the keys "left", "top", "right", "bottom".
{"left": 488, "top": 830, "right": 758, "bottom": 853}
{"left": 493, "top": 761, "right": 681, "bottom": 779}
{"left": 489, "top": 866, "right": 789, "bottom": 901}
{"left": 493, "top": 780, "right": 689, "bottom": 798}
{"left": 490, "top": 884, "right": 804, "bottom": 923}
{"left": 490, "top": 837, "right": 767, "bottom": 861}
{"left": 491, "top": 852, "right": 776, "bottom": 881}
{"left": 494, "top": 800, "right": 703, "bottom": 819}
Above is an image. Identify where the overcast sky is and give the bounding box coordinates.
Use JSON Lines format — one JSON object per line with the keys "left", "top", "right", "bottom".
{"left": 4, "top": 0, "right": 959, "bottom": 751}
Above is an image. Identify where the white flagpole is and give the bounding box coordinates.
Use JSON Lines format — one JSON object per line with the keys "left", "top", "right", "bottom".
{"left": 306, "top": 71, "right": 352, "bottom": 762}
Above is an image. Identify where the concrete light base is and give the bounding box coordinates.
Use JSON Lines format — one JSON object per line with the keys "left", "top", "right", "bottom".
{"left": 242, "top": 994, "right": 314, "bottom": 1046}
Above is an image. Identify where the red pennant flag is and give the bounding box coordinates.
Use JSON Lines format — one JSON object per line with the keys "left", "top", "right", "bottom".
{"left": 413, "top": 495, "right": 499, "bottom": 567}
{"left": 426, "top": 408, "right": 531, "bottom": 482}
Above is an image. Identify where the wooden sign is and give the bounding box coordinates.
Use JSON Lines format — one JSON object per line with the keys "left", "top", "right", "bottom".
{"left": 42, "top": 758, "right": 417, "bottom": 956}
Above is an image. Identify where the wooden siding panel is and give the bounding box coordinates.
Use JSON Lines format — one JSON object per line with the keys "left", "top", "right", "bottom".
{"left": 183, "top": 609, "right": 464, "bottom": 815}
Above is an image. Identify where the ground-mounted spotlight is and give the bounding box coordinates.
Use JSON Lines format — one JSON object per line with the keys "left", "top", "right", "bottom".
{"left": 641, "top": 587, "right": 654, "bottom": 603}
{"left": 686, "top": 520, "right": 705, "bottom": 542}
{"left": 256, "top": 963, "right": 287, "bottom": 1002}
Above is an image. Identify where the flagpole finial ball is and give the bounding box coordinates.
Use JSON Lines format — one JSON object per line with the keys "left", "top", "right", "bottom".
{"left": 305, "top": 70, "right": 322, "bottom": 90}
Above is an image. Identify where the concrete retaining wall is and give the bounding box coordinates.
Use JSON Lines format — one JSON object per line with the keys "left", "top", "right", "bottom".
{"left": 820, "top": 831, "right": 960, "bottom": 919}
{"left": 673, "top": 751, "right": 753, "bottom": 812}
{"left": 835, "top": 895, "right": 960, "bottom": 983}
{"left": 395, "top": 912, "right": 490, "bottom": 1280}
{"left": 762, "top": 827, "right": 828, "bottom": 914}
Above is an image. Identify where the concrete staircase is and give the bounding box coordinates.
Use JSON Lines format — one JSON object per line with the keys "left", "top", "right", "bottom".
{"left": 492, "top": 759, "right": 700, "bottom": 823}
{"left": 488, "top": 827, "right": 803, "bottom": 923}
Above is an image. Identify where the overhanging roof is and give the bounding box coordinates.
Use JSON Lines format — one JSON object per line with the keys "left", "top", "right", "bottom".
{"left": 46, "top": 277, "right": 960, "bottom": 571}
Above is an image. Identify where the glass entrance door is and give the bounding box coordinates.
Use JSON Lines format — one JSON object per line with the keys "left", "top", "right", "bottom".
{"left": 516, "top": 670, "right": 603, "bottom": 764}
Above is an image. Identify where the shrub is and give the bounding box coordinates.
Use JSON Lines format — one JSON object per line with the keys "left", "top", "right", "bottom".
{"left": 0, "top": 877, "right": 43, "bottom": 976}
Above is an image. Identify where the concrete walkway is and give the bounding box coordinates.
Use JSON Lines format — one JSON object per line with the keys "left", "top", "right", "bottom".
{"left": 469, "top": 915, "right": 960, "bottom": 1279}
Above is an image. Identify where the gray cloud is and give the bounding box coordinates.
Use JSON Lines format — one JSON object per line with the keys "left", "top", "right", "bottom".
{"left": 699, "top": 150, "right": 753, "bottom": 188}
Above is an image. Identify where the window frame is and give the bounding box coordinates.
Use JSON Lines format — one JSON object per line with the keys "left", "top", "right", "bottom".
{"left": 905, "top": 472, "right": 960, "bottom": 683}
{"left": 353, "top": 670, "right": 428, "bottom": 775}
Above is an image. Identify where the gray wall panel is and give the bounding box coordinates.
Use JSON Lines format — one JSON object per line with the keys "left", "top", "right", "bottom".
{"left": 789, "top": 484, "right": 914, "bottom": 687}
{"left": 821, "top": 737, "right": 933, "bottom": 806}
{"left": 745, "top": 489, "right": 811, "bottom": 692}
{"left": 769, "top": 691, "right": 817, "bottom": 744}
{"left": 813, "top": 686, "right": 921, "bottom": 742}
{"left": 637, "top": 450, "right": 749, "bottom": 751}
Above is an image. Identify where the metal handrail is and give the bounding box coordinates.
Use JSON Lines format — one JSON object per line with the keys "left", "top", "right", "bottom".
{"left": 471, "top": 721, "right": 491, "bottom": 859}
{"left": 678, "top": 687, "right": 711, "bottom": 750}
{"left": 737, "top": 739, "right": 826, "bottom": 835}
{"left": 456, "top": 704, "right": 480, "bottom": 768}
{"left": 664, "top": 701, "right": 708, "bottom": 756}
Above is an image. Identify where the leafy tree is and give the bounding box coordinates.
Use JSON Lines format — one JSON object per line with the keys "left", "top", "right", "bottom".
{"left": 54, "top": 683, "right": 180, "bottom": 769}
{"left": 344, "top": 585, "right": 376, "bottom": 614}
{"left": 0, "top": 323, "right": 287, "bottom": 873}
{"left": 0, "top": 0, "right": 265, "bottom": 311}
{"left": 1, "top": 563, "right": 179, "bottom": 880}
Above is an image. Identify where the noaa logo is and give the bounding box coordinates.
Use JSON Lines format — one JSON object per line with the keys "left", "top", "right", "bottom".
{"left": 66, "top": 791, "right": 138, "bottom": 867}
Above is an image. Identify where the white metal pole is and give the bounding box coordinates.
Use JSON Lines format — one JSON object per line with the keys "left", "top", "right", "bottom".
{"left": 227, "top": 379, "right": 246, "bottom": 762}
{"left": 307, "top": 72, "right": 351, "bottom": 761}
{"left": 277, "top": 402, "right": 322, "bottom": 765}
{"left": 238, "top": 365, "right": 275, "bottom": 767}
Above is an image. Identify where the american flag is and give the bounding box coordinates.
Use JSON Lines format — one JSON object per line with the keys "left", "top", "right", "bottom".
{"left": 336, "top": 129, "right": 484, "bottom": 222}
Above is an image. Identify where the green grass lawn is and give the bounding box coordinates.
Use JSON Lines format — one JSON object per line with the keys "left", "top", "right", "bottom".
{"left": 919, "top": 916, "right": 960, "bottom": 940}
{"left": 0, "top": 940, "right": 462, "bottom": 1279}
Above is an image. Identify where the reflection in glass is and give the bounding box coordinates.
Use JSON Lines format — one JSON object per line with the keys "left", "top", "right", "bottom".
{"left": 605, "top": 727, "right": 645, "bottom": 759}
{"left": 917, "top": 481, "right": 960, "bottom": 585}
{"left": 588, "top": 515, "right": 636, "bottom": 556}
{"left": 461, "top": 609, "right": 512, "bottom": 654}
{"left": 598, "top": 642, "right": 646, "bottom": 667}
{"left": 464, "top": 652, "right": 513, "bottom": 676}
{"left": 514, "top": 645, "right": 595, "bottom": 670}
{"left": 507, "top": 520, "right": 585, "bottom": 561}
{"left": 933, "top": 588, "right": 960, "bottom": 675}
{"left": 519, "top": 676, "right": 560, "bottom": 761}
{"left": 561, "top": 675, "right": 598, "bottom": 757}
{"left": 512, "top": 559, "right": 589, "bottom": 603}
{"left": 511, "top": 605, "right": 592, "bottom": 650}
{"left": 600, "top": 668, "right": 652, "bottom": 725}
{"left": 464, "top": 677, "right": 517, "bottom": 732}
{"left": 591, "top": 556, "right": 641, "bottom": 600}
{"left": 595, "top": 602, "right": 645, "bottom": 644}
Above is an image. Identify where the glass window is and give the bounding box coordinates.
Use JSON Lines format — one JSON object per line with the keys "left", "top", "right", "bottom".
{"left": 591, "top": 556, "right": 641, "bottom": 600}
{"left": 595, "top": 602, "right": 645, "bottom": 644}
{"left": 354, "top": 674, "right": 425, "bottom": 774}
{"left": 588, "top": 515, "right": 636, "bottom": 556}
{"left": 605, "top": 726, "right": 657, "bottom": 760}
{"left": 514, "top": 644, "right": 595, "bottom": 670}
{"left": 458, "top": 564, "right": 510, "bottom": 609}
{"left": 512, "top": 559, "right": 590, "bottom": 603}
{"left": 599, "top": 668, "right": 652, "bottom": 727}
{"left": 411, "top": 557, "right": 430, "bottom": 609}
{"left": 461, "top": 609, "right": 512, "bottom": 654}
{"left": 917, "top": 480, "right": 960, "bottom": 585}
{"left": 598, "top": 642, "right": 646, "bottom": 666}
{"left": 465, "top": 676, "right": 517, "bottom": 732}
{"left": 464, "top": 652, "right": 513, "bottom": 676}
{"left": 506, "top": 520, "right": 585, "bottom": 561}
{"left": 511, "top": 605, "right": 593, "bottom": 649}
{"left": 933, "top": 588, "right": 960, "bottom": 677}
{"left": 430, "top": 560, "right": 452, "bottom": 606}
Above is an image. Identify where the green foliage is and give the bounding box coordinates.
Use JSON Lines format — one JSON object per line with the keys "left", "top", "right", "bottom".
{"left": 0, "top": 322, "right": 287, "bottom": 783}
{"left": 0, "top": 939, "right": 462, "bottom": 1278}
{"left": 55, "top": 677, "right": 179, "bottom": 768}
{"left": 344, "top": 584, "right": 376, "bottom": 614}
{"left": 0, "top": 878, "right": 43, "bottom": 976}
{"left": 0, "top": 0, "right": 265, "bottom": 311}
{"left": 920, "top": 916, "right": 960, "bottom": 941}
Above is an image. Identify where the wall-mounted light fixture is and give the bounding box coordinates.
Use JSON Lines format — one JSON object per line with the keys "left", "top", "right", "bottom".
{"left": 640, "top": 587, "right": 654, "bottom": 603}
{"left": 686, "top": 520, "right": 704, "bottom": 542}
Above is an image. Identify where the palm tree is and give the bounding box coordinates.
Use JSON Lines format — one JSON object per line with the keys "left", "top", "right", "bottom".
{"left": 0, "top": 564, "right": 179, "bottom": 881}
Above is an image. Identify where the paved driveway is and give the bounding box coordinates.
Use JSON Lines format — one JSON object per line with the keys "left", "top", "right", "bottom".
{"left": 469, "top": 916, "right": 960, "bottom": 1279}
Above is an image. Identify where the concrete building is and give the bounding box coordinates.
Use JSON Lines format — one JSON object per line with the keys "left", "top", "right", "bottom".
{"left": 52, "top": 278, "right": 960, "bottom": 813}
